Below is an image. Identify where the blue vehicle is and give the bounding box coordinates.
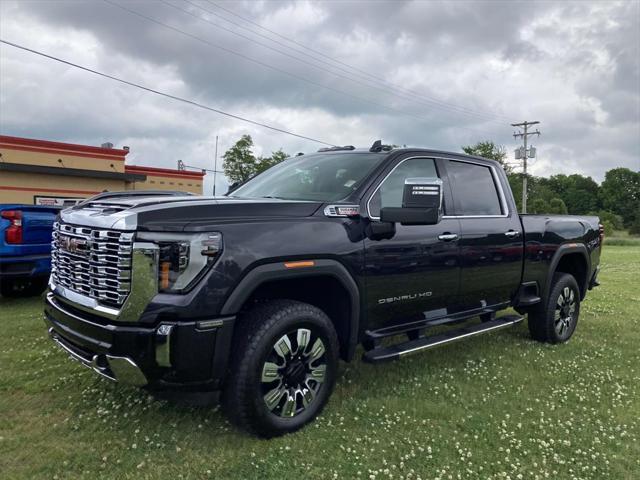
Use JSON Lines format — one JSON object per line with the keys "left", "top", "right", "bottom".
{"left": 0, "top": 204, "right": 59, "bottom": 297}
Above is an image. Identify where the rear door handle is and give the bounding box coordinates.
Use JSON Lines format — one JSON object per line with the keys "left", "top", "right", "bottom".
{"left": 505, "top": 230, "right": 521, "bottom": 238}
{"left": 438, "top": 233, "right": 458, "bottom": 242}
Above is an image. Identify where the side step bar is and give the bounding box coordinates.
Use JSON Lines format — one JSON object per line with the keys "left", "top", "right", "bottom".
{"left": 515, "top": 294, "right": 541, "bottom": 307}
{"left": 362, "top": 314, "right": 524, "bottom": 363}
{"left": 363, "top": 304, "right": 511, "bottom": 344}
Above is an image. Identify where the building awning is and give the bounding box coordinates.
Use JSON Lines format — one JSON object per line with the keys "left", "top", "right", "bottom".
{"left": 0, "top": 162, "right": 146, "bottom": 181}
{"left": 0, "top": 135, "right": 129, "bottom": 160}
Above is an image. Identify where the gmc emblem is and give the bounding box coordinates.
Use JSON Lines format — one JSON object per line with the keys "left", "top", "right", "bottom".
{"left": 59, "top": 235, "right": 87, "bottom": 255}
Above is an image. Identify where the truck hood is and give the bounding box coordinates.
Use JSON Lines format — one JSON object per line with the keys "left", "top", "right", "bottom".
{"left": 59, "top": 195, "right": 323, "bottom": 231}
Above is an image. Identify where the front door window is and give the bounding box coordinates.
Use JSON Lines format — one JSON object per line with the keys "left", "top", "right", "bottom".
{"left": 368, "top": 158, "right": 439, "bottom": 219}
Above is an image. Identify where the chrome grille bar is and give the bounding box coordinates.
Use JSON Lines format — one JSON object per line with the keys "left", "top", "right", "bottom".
{"left": 51, "top": 222, "right": 134, "bottom": 307}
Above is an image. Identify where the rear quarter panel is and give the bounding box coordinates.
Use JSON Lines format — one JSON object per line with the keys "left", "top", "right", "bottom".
{"left": 521, "top": 214, "right": 601, "bottom": 298}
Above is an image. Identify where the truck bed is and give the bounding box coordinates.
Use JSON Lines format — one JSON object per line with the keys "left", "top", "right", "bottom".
{"left": 520, "top": 214, "right": 601, "bottom": 299}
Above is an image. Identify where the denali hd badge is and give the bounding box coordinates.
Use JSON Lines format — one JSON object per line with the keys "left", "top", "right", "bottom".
{"left": 378, "top": 291, "right": 432, "bottom": 304}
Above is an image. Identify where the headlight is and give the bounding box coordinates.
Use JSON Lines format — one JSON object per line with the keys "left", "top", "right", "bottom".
{"left": 142, "top": 232, "right": 222, "bottom": 293}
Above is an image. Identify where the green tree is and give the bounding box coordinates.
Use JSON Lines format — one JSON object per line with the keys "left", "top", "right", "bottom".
{"left": 222, "top": 135, "right": 289, "bottom": 183}
{"left": 629, "top": 212, "right": 640, "bottom": 235}
{"left": 547, "top": 174, "right": 600, "bottom": 214}
{"left": 255, "top": 148, "right": 288, "bottom": 175}
{"left": 507, "top": 173, "right": 523, "bottom": 211}
{"left": 222, "top": 135, "right": 258, "bottom": 183}
{"left": 529, "top": 198, "right": 550, "bottom": 214}
{"left": 462, "top": 141, "right": 511, "bottom": 173}
{"left": 509, "top": 173, "right": 557, "bottom": 212}
{"left": 593, "top": 210, "right": 624, "bottom": 233}
{"left": 600, "top": 168, "right": 640, "bottom": 227}
{"left": 548, "top": 198, "right": 568, "bottom": 214}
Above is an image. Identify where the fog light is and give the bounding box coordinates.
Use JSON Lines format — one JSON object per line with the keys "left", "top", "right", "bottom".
{"left": 157, "top": 324, "right": 173, "bottom": 336}
{"left": 156, "top": 324, "right": 173, "bottom": 367}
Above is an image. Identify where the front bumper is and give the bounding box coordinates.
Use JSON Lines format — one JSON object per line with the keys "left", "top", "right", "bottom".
{"left": 44, "top": 291, "right": 235, "bottom": 390}
{"left": 48, "top": 326, "right": 148, "bottom": 385}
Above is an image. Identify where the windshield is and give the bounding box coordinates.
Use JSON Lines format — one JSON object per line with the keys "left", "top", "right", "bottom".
{"left": 230, "top": 152, "right": 386, "bottom": 201}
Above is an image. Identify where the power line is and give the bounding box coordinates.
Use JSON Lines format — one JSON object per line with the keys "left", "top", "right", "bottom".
{"left": 103, "top": 0, "right": 500, "bottom": 137}
{"left": 0, "top": 39, "right": 336, "bottom": 147}
{"left": 179, "top": 0, "right": 506, "bottom": 125}
{"left": 177, "top": 159, "right": 222, "bottom": 174}
{"left": 213, "top": 135, "right": 219, "bottom": 196}
{"left": 202, "top": 0, "right": 511, "bottom": 123}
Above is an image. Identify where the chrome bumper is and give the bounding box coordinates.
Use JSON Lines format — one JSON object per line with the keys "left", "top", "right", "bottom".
{"left": 48, "top": 327, "right": 148, "bottom": 386}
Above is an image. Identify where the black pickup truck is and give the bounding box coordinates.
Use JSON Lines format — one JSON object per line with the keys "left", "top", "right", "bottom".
{"left": 44, "top": 143, "right": 602, "bottom": 437}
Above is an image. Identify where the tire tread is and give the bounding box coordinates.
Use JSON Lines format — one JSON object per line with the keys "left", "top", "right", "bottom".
{"left": 528, "top": 273, "right": 580, "bottom": 344}
{"left": 222, "top": 299, "right": 338, "bottom": 437}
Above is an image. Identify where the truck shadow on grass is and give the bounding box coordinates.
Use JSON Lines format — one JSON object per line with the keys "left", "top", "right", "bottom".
{"left": 66, "top": 319, "right": 536, "bottom": 438}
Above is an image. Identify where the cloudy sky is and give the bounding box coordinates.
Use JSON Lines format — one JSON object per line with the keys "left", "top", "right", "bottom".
{"left": 1, "top": 0, "right": 638, "bottom": 193}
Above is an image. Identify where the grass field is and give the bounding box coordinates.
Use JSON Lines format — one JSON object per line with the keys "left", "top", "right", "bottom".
{"left": 1, "top": 246, "right": 639, "bottom": 479}
{"left": 606, "top": 231, "right": 640, "bottom": 247}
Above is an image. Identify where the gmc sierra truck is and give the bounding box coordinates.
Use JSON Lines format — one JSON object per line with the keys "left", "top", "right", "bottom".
{"left": 44, "top": 143, "right": 602, "bottom": 437}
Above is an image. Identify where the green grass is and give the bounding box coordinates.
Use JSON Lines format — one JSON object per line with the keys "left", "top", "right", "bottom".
{"left": 605, "top": 231, "right": 640, "bottom": 247}
{"left": 1, "top": 246, "right": 639, "bottom": 479}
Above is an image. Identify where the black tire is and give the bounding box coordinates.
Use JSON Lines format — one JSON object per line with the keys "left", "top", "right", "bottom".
{"left": 479, "top": 312, "right": 496, "bottom": 323}
{"left": 0, "top": 277, "right": 47, "bottom": 298}
{"left": 27, "top": 277, "right": 49, "bottom": 296}
{"left": 222, "top": 299, "right": 339, "bottom": 438}
{"left": 528, "top": 273, "right": 580, "bottom": 344}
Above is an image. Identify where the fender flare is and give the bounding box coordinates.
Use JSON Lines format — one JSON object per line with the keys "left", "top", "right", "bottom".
{"left": 544, "top": 243, "right": 590, "bottom": 300}
{"left": 220, "top": 259, "right": 361, "bottom": 360}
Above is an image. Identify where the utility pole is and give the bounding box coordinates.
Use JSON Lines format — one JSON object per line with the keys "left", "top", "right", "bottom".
{"left": 213, "top": 136, "right": 219, "bottom": 196}
{"left": 511, "top": 121, "right": 541, "bottom": 214}
{"left": 177, "top": 140, "right": 224, "bottom": 196}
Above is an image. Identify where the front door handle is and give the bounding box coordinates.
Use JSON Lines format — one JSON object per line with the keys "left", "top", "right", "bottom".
{"left": 438, "top": 233, "right": 458, "bottom": 242}
{"left": 505, "top": 230, "right": 521, "bottom": 238}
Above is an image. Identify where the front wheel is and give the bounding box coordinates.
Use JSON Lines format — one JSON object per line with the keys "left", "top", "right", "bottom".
{"left": 528, "top": 273, "right": 580, "bottom": 344}
{"left": 223, "top": 300, "right": 339, "bottom": 437}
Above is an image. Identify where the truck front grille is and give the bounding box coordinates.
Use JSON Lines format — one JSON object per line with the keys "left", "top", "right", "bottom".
{"left": 51, "top": 222, "right": 134, "bottom": 306}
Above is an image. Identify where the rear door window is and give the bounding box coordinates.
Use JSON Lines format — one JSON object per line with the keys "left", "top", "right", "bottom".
{"left": 446, "top": 161, "right": 503, "bottom": 216}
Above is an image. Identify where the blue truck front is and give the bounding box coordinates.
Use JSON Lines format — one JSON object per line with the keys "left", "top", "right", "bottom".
{"left": 0, "top": 204, "right": 59, "bottom": 297}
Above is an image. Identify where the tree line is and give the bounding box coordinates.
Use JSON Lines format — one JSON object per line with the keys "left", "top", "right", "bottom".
{"left": 222, "top": 135, "right": 639, "bottom": 235}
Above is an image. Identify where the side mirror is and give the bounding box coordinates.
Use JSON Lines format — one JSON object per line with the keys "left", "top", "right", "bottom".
{"left": 380, "top": 177, "right": 443, "bottom": 225}
{"left": 365, "top": 220, "right": 396, "bottom": 240}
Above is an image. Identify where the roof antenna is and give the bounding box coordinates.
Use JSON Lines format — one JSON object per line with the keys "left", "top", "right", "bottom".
{"left": 369, "top": 140, "right": 382, "bottom": 152}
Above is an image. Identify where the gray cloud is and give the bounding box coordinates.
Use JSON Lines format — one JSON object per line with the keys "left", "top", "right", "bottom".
{"left": 1, "top": 0, "right": 638, "bottom": 193}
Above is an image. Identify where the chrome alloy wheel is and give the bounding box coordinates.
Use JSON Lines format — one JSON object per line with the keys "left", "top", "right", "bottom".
{"left": 261, "top": 328, "right": 327, "bottom": 418}
{"left": 555, "top": 286, "right": 576, "bottom": 337}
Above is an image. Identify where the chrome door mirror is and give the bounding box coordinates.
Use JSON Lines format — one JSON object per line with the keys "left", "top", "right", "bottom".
{"left": 380, "top": 177, "right": 443, "bottom": 225}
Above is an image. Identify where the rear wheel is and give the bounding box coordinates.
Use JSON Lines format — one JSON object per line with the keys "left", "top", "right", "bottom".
{"left": 223, "top": 299, "right": 339, "bottom": 437}
{"left": 528, "top": 273, "right": 580, "bottom": 343}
